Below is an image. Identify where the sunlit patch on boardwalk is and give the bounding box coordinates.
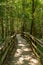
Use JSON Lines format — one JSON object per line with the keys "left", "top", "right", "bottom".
{"left": 30, "top": 58, "right": 38, "bottom": 63}
{"left": 22, "top": 47, "right": 31, "bottom": 52}
{"left": 16, "top": 57, "right": 24, "bottom": 65}
{"left": 15, "top": 49, "right": 23, "bottom": 57}
{"left": 29, "top": 58, "right": 40, "bottom": 65}
{"left": 18, "top": 44, "right": 25, "bottom": 47}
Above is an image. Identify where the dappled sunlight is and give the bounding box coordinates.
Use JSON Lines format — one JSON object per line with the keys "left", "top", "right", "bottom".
{"left": 21, "top": 55, "right": 32, "bottom": 60}
{"left": 14, "top": 52, "right": 21, "bottom": 57}
{"left": 14, "top": 55, "right": 40, "bottom": 65}
{"left": 18, "top": 43, "right": 25, "bottom": 47}
{"left": 3, "top": 35, "right": 41, "bottom": 65}
{"left": 16, "top": 49, "right": 22, "bottom": 53}
{"left": 29, "top": 62, "right": 36, "bottom": 65}
{"left": 29, "top": 59, "right": 40, "bottom": 65}
{"left": 14, "top": 35, "right": 41, "bottom": 65}
{"left": 16, "top": 59, "right": 24, "bottom": 65}
{"left": 30, "top": 58, "right": 39, "bottom": 63}
{"left": 23, "top": 48, "right": 29, "bottom": 51}
{"left": 22, "top": 48, "right": 31, "bottom": 52}
{"left": 15, "top": 49, "right": 23, "bottom": 57}
{"left": 0, "top": 46, "right": 4, "bottom": 50}
{"left": 19, "top": 57, "right": 24, "bottom": 61}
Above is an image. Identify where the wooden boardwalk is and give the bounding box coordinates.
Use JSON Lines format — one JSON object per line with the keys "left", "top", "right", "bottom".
{"left": 3, "top": 34, "right": 41, "bottom": 65}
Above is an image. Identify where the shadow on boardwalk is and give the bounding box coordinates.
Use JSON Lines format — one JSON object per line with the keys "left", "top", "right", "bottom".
{"left": 3, "top": 34, "right": 41, "bottom": 65}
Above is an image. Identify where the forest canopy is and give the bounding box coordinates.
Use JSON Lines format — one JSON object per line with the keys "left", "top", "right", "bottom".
{"left": 0, "top": 0, "right": 43, "bottom": 41}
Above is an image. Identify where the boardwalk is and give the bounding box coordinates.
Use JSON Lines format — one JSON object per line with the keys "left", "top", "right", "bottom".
{"left": 3, "top": 34, "right": 41, "bottom": 65}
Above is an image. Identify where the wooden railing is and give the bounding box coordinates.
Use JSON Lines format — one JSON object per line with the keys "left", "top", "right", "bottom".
{"left": 22, "top": 32, "right": 43, "bottom": 64}
{"left": 0, "top": 34, "right": 16, "bottom": 65}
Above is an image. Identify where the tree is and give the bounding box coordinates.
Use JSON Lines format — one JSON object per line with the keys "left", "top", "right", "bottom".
{"left": 21, "top": 0, "right": 26, "bottom": 33}
{"left": 30, "top": 0, "right": 35, "bottom": 35}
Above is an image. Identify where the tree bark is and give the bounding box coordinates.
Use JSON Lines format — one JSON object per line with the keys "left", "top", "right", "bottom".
{"left": 21, "top": 0, "right": 26, "bottom": 33}
{"left": 30, "top": 0, "right": 35, "bottom": 35}
{"left": 1, "top": 17, "right": 4, "bottom": 39}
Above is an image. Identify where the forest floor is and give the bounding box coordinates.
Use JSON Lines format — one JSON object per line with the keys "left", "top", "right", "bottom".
{"left": 3, "top": 34, "right": 41, "bottom": 65}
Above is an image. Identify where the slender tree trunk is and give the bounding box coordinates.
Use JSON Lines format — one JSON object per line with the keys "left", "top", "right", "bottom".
{"left": 1, "top": 17, "right": 4, "bottom": 39}
{"left": 39, "top": 21, "right": 42, "bottom": 38}
{"left": 30, "top": 0, "right": 35, "bottom": 35}
{"left": 10, "top": 17, "right": 14, "bottom": 35}
{"left": 21, "top": 0, "right": 26, "bottom": 33}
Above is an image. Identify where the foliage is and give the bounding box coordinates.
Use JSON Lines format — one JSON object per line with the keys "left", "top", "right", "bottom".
{"left": 0, "top": 0, "right": 43, "bottom": 41}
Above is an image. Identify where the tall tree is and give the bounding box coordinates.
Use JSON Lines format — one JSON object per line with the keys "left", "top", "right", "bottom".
{"left": 30, "top": 0, "right": 35, "bottom": 35}
{"left": 21, "top": 0, "right": 26, "bottom": 33}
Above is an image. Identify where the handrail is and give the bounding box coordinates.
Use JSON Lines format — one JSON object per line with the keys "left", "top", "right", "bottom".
{"left": 23, "top": 32, "right": 43, "bottom": 58}
{"left": 23, "top": 32, "right": 43, "bottom": 46}
{"left": 0, "top": 34, "right": 16, "bottom": 51}
{"left": 0, "top": 33, "right": 16, "bottom": 65}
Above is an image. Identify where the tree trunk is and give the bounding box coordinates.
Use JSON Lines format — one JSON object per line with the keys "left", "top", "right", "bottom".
{"left": 1, "top": 17, "right": 4, "bottom": 39}
{"left": 21, "top": 0, "right": 26, "bottom": 33}
{"left": 30, "top": 0, "right": 35, "bottom": 35}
